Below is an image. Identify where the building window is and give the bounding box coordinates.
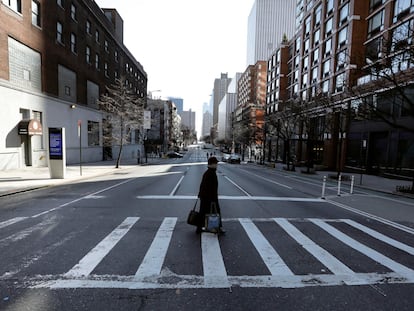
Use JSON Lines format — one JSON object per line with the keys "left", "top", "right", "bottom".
{"left": 336, "top": 49, "right": 347, "bottom": 70}
{"left": 312, "top": 67, "right": 318, "bottom": 84}
{"left": 57, "top": 0, "right": 64, "bottom": 8}
{"left": 339, "top": 3, "right": 349, "bottom": 25}
{"left": 70, "top": 4, "right": 77, "bottom": 21}
{"left": 314, "top": 4, "right": 322, "bottom": 26}
{"left": 88, "top": 121, "right": 99, "bottom": 146}
{"left": 304, "top": 38, "right": 310, "bottom": 53}
{"left": 303, "top": 56, "right": 309, "bottom": 71}
{"left": 86, "top": 20, "right": 91, "bottom": 35}
{"left": 65, "top": 86, "right": 71, "bottom": 96}
{"left": 2, "top": 0, "right": 22, "bottom": 13}
{"left": 104, "top": 40, "right": 109, "bottom": 52}
{"left": 70, "top": 33, "right": 77, "bottom": 53}
{"left": 86, "top": 46, "right": 91, "bottom": 64}
{"left": 296, "top": 37, "right": 301, "bottom": 52}
{"left": 338, "top": 27, "right": 348, "bottom": 47}
{"left": 368, "top": 10, "right": 384, "bottom": 37}
{"left": 95, "top": 30, "right": 100, "bottom": 43}
{"left": 370, "top": 0, "right": 383, "bottom": 12}
{"left": 31, "top": 1, "right": 41, "bottom": 27}
{"left": 325, "top": 17, "right": 333, "bottom": 37}
{"left": 322, "top": 80, "right": 329, "bottom": 94}
{"left": 394, "top": 0, "right": 413, "bottom": 20}
{"left": 305, "top": 15, "right": 311, "bottom": 36}
{"left": 326, "top": 0, "right": 334, "bottom": 16}
{"left": 313, "top": 48, "right": 319, "bottom": 64}
{"left": 313, "top": 29, "right": 320, "bottom": 45}
{"left": 392, "top": 20, "right": 413, "bottom": 52}
{"left": 104, "top": 62, "right": 109, "bottom": 77}
{"left": 325, "top": 38, "right": 332, "bottom": 56}
{"left": 114, "top": 50, "right": 119, "bottom": 62}
{"left": 56, "top": 22, "right": 63, "bottom": 44}
{"left": 95, "top": 53, "right": 100, "bottom": 70}
{"left": 335, "top": 73, "right": 345, "bottom": 92}
{"left": 323, "top": 59, "right": 330, "bottom": 77}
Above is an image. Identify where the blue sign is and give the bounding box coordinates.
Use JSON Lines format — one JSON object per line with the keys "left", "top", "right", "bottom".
{"left": 49, "top": 128, "right": 63, "bottom": 159}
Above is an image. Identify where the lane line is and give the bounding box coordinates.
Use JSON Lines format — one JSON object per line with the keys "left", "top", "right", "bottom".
{"left": 239, "top": 218, "right": 293, "bottom": 276}
{"left": 65, "top": 217, "right": 139, "bottom": 278}
{"left": 201, "top": 232, "right": 229, "bottom": 287}
{"left": 134, "top": 217, "right": 177, "bottom": 280}
{"left": 342, "top": 219, "right": 414, "bottom": 256}
{"left": 170, "top": 176, "right": 184, "bottom": 196}
{"left": 310, "top": 219, "right": 414, "bottom": 279}
{"left": 241, "top": 171, "right": 292, "bottom": 189}
{"left": 0, "top": 217, "right": 28, "bottom": 229}
{"left": 326, "top": 199, "right": 414, "bottom": 235}
{"left": 274, "top": 218, "right": 355, "bottom": 276}
{"left": 224, "top": 176, "right": 251, "bottom": 197}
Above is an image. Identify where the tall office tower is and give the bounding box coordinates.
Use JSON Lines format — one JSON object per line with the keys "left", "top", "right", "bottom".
{"left": 246, "top": 0, "right": 296, "bottom": 65}
{"left": 213, "top": 73, "right": 231, "bottom": 128}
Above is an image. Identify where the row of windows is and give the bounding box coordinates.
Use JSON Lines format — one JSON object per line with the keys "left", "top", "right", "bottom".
{"left": 55, "top": 0, "right": 146, "bottom": 88}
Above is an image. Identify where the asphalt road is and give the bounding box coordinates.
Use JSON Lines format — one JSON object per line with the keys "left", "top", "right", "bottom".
{"left": 0, "top": 148, "right": 414, "bottom": 310}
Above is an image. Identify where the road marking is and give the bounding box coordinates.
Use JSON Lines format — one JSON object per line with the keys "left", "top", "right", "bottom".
{"left": 275, "top": 218, "right": 355, "bottom": 278}
{"left": 29, "top": 217, "right": 414, "bottom": 290}
{"left": 310, "top": 219, "right": 414, "bottom": 279}
{"left": 240, "top": 171, "right": 292, "bottom": 189}
{"left": 170, "top": 176, "right": 184, "bottom": 196}
{"left": 37, "top": 271, "right": 414, "bottom": 290}
{"left": 135, "top": 195, "right": 325, "bottom": 202}
{"left": 342, "top": 219, "right": 414, "bottom": 256}
{"left": 224, "top": 176, "right": 251, "bottom": 197}
{"left": 202, "top": 232, "right": 229, "bottom": 287}
{"left": 0, "top": 217, "right": 27, "bottom": 229}
{"left": 134, "top": 217, "right": 176, "bottom": 281}
{"left": 326, "top": 199, "right": 414, "bottom": 235}
{"left": 240, "top": 218, "right": 293, "bottom": 276}
{"left": 65, "top": 217, "right": 139, "bottom": 278}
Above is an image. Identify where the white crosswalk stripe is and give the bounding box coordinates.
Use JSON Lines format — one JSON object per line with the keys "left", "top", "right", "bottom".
{"left": 27, "top": 217, "right": 414, "bottom": 289}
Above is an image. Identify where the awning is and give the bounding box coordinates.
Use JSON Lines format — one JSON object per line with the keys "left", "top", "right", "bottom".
{"left": 18, "top": 119, "right": 43, "bottom": 135}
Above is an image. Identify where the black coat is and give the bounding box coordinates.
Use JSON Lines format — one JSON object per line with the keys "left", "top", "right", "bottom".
{"left": 198, "top": 167, "right": 220, "bottom": 218}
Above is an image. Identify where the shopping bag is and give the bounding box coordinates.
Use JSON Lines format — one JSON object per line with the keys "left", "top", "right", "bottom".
{"left": 205, "top": 213, "right": 220, "bottom": 232}
{"left": 187, "top": 199, "right": 201, "bottom": 226}
{"left": 204, "top": 202, "right": 220, "bottom": 232}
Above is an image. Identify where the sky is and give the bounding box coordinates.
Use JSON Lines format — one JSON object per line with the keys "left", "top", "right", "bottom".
{"left": 94, "top": 0, "right": 255, "bottom": 138}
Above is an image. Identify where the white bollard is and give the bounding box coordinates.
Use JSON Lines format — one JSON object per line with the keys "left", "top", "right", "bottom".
{"left": 337, "top": 174, "right": 342, "bottom": 196}
{"left": 321, "top": 176, "right": 327, "bottom": 199}
{"left": 350, "top": 175, "right": 354, "bottom": 194}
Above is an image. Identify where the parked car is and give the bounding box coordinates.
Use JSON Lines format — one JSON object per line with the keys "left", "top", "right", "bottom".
{"left": 166, "top": 151, "right": 183, "bottom": 158}
{"left": 229, "top": 153, "right": 241, "bottom": 164}
{"left": 221, "top": 153, "right": 231, "bottom": 162}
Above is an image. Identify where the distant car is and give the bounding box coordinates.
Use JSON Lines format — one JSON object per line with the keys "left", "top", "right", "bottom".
{"left": 222, "top": 153, "right": 231, "bottom": 162}
{"left": 229, "top": 153, "right": 241, "bottom": 164}
{"left": 166, "top": 151, "right": 183, "bottom": 158}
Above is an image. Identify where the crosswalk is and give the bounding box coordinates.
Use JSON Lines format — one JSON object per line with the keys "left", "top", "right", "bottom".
{"left": 21, "top": 216, "right": 413, "bottom": 290}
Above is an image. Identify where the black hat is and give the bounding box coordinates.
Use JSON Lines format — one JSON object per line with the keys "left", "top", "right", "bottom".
{"left": 208, "top": 156, "right": 218, "bottom": 165}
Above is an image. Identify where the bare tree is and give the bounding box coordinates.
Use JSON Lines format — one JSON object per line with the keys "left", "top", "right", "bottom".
{"left": 99, "top": 76, "right": 145, "bottom": 168}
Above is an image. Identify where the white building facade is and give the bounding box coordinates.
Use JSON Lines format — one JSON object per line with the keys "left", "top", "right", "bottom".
{"left": 246, "top": 0, "right": 296, "bottom": 66}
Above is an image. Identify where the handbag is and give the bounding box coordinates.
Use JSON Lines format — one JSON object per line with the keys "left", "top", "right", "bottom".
{"left": 187, "top": 199, "right": 201, "bottom": 226}
{"left": 205, "top": 202, "right": 221, "bottom": 233}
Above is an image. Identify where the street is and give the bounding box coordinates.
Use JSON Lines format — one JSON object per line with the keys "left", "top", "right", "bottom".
{"left": 1, "top": 148, "right": 414, "bottom": 310}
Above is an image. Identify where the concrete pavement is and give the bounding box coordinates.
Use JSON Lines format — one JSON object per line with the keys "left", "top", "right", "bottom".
{"left": 0, "top": 157, "right": 413, "bottom": 198}
{"left": 0, "top": 158, "right": 161, "bottom": 197}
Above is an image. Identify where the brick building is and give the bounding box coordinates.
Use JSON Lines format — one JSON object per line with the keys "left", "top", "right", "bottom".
{"left": 0, "top": 0, "right": 147, "bottom": 170}
{"left": 265, "top": 0, "right": 414, "bottom": 176}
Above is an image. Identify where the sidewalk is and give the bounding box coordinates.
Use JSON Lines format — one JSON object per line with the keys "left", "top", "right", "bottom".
{"left": 0, "top": 157, "right": 162, "bottom": 197}
{"left": 257, "top": 162, "right": 414, "bottom": 198}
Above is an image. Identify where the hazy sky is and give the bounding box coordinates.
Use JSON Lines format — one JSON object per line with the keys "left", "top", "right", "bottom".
{"left": 94, "top": 0, "right": 255, "bottom": 136}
